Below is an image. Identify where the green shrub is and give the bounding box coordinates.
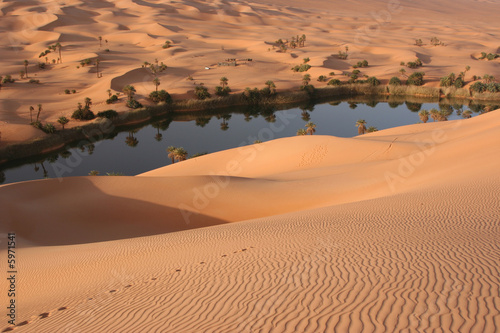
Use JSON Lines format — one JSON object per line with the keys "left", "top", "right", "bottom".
{"left": 469, "top": 82, "right": 487, "bottom": 93}
{"left": 486, "top": 83, "right": 500, "bottom": 92}
{"left": 352, "top": 69, "right": 360, "bottom": 75}
{"left": 407, "top": 72, "right": 425, "bottom": 86}
{"left": 327, "top": 79, "right": 342, "bottom": 86}
{"left": 31, "top": 121, "right": 42, "bottom": 129}
{"left": 241, "top": 87, "right": 261, "bottom": 103}
{"left": 149, "top": 90, "right": 172, "bottom": 103}
{"left": 72, "top": 89, "right": 76, "bottom": 93}
{"left": 96, "top": 110, "right": 118, "bottom": 119}
{"left": 38, "top": 62, "right": 46, "bottom": 69}
{"left": 29, "top": 79, "right": 40, "bottom": 84}
{"left": 64, "top": 89, "right": 71, "bottom": 94}
{"left": 2, "top": 75, "right": 15, "bottom": 83}
{"left": 72, "top": 108, "right": 95, "bottom": 120}
{"left": 486, "top": 53, "right": 499, "bottom": 60}
{"left": 106, "top": 95, "right": 118, "bottom": 104}
{"left": 389, "top": 77, "right": 402, "bottom": 85}
{"left": 214, "top": 86, "right": 231, "bottom": 97}
{"left": 329, "top": 72, "right": 335, "bottom": 76}
{"left": 126, "top": 99, "right": 143, "bottom": 109}
{"left": 43, "top": 123, "right": 56, "bottom": 133}
{"left": 453, "top": 77, "right": 464, "bottom": 88}
{"left": 366, "top": 76, "right": 380, "bottom": 86}
{"left": 291, "top": 64, "right": 311, "bottom": 72}
{"left": 317, "top": 75, "right": 328, "bottom": 82}
{"left": 300, "top": 84, "right": 315, "bottom": 95}
{"left": 194, "top": 85, "right": 211, "bottom": 100}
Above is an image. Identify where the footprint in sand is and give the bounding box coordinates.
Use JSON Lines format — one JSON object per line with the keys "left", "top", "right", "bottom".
{"left": 39, "top": 313, "right": 50, "bottom": 319}
{"left": 58, "top": 307, "right": 67, "bottom": 311}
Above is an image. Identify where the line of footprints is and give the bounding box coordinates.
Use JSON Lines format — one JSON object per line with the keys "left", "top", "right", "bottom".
{"left": 2, "top": 247, "right": 254, "bottom": 332}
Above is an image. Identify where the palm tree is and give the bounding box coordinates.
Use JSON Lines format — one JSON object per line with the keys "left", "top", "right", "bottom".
{"left": 167, "top": 146, "right": 176, "bottom": 164}
{"left": 107, "top": 89, "right": 112, "bottom": 98}
{"left": 462, "top": 110, "right": 472, "bottom": 119}
{"left": 29, "top": 106, "right": 34, "bottom": 122}
{"left": 219, "top": 114, "right": 231, "bottom": 131}
{"left": 24, "top": 60, "right": 29, "bottom": 78}
{"left": 153, "top": 77, "right": 160, "bottom": 92}
{"left": 220, "top": 77, "right": 228, "bottom": 88}
{"left": 305, "top": 122, "right": 316, "bottom": 135}
{"left": 399, "top": 68, "right": 406, "bottom": 77}
{"left": 55, "top": 42, "right": 62, "bottom": 63}
{"left": 99, "top": 36, "right": 102, "bottom": 47}
{"left": 123, "top": 85, "right": 136, "bottom": 101}
{"left": 36, "top": 104, "right": 42, "bottom": 122}
{"left": 174, "top": 147, "right": 188, "bottom": 162}
{"left": 84, "top": 97, "right": 92, "bottom": 109}
{"left": 301, "top": 111, "right": 310, "bottom": 121}
{"left": 265, "top": 80, "right": 276, "bottom": 94}
{"left": 125, "top": 131, "right": 138, "bottom": 147}
{"left": 418, "top": 109, "right": 430, "bottom": 123}
{"left": 302, "top": 74, "right": 311, "bottom": 86}
{"left": 58, "top": 116, "right": 69, "bottom": 130}
{"left": 95, "top": 58, "right": 100, "bottom": 78}
{"left": 463, "top": 65, "right": 470, "bottom": 81}
{"left": 297, "top": 128, "right": 307, "bottom": 136}
{"left": 429, "top": 108, "right": 440, "bottom": 122}
{"left": 355, "top": 119, "right": 367, "bottom": 134}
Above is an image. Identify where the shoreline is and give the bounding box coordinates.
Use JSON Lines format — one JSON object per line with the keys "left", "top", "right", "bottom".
{"left": 1, "top": 84, "right": 499, "bottom": 166}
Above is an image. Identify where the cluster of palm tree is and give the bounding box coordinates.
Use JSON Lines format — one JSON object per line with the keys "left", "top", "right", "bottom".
{"left": 167, "top": 146, "right": 188, "bottom": 163}
{"left": 215, "top": 77, "right": 231, "bottom": 96}
{"left": 38, "top": 42, "right": 62, "bottom": 63}
{"left": 355, "top": 119, "right": 378, "bottom": 134}
{"left": 418, "top": 108, "right": 451, "bottom": 122}
{"left": 274, "top": 34, "right": 306, "bottom": 52}
{"left": 297, "top": 122, "right": 316, "bottom": 135}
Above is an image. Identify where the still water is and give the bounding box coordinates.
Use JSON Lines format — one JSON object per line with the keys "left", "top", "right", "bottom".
{"left": 0, "top": 100, "right": 482, "bottom": 185}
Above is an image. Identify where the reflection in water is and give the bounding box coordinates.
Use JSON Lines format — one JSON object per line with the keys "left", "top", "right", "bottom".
{"left": 218, "top": 114, "right": 231, "bottom": 131}
{"left": 301, "top": 111, "right": 310, "bottom": 122}
{"left": 125, "top": 130, "right": 139, "bottom": 147}
{"left": 405, "top": 101, "right": 422, "bottom": 112}
{"left": 1, "top": 98, "right": 497, "bottom": 185}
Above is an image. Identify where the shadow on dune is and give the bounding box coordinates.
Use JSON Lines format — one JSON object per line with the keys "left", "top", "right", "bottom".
{"left": 0, "top": 177, "right": 227, "bottom": 246}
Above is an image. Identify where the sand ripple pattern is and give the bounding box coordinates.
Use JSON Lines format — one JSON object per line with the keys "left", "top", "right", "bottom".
{"left": 8, "top": 178, "right": 499, "bottom": 333}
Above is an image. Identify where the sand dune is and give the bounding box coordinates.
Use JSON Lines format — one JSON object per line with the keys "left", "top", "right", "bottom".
{"left": 1, "top": 0, "right": 500, "bottom": 331}
{"left": 1, "top": 0, "right": 499, "bottom": 144}
{"left": 1, "top": 109, "right": 499, "bottom": 332}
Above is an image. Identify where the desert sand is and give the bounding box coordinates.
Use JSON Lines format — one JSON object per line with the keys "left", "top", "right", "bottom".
{"left": 0, "top": 0, "right": 499, "bottom": 146}
{"left": 1, "top": 108, "right": 500, "bottom": 331}
{"left": 1, "top": 0, "right": 500, "bottom": 332}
